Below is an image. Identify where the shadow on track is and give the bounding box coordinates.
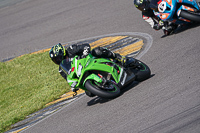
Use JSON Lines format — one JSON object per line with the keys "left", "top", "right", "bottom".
{"left": 87, "top": 74, "right": 155, "bottom": 106}
{"left": 161, "top": 23, "right": 200, "bottom": 38}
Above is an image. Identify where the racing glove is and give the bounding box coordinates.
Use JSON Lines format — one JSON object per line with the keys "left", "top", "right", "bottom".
{"left": 82, "top": 46, "right": 90, "bottom": 57}
{"left": 153, "top": 20, "right": 164, "bottom": 30}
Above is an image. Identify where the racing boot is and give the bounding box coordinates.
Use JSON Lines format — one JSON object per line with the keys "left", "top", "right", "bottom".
{"left": 114, "top": 53, "right": 127, "bottom": 67}
{"left": 115, "top": 53, "right": 142, "bottom": 68}
{"left": 126, "top": 57, "right": 141, "bottom": 68}
{"left": 163, "top": 23, "right": 178, "bottom": 35}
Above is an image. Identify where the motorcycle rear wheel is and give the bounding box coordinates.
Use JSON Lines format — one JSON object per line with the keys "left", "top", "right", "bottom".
{"left": 85, "top": 80, "right": 121, "bottom": 99}
{"left": 134, "top": 59, "right": 151, "bottom": 82}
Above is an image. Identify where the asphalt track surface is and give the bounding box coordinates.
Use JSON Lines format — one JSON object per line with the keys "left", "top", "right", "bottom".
{"left": 1, "top": 0, "right": 200, "bottom": 133}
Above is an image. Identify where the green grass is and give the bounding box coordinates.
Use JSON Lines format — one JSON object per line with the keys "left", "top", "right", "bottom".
{"left": 0, "top": 51, "right": 70, "bottom": 133}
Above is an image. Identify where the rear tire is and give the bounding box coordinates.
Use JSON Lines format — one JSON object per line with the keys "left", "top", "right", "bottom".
{"left": 134, "top": 60, "right": 151, "bottom": 82}
{"left": 85, "top": 80, "right": 120, "bottom": 99}
{"left": 180, "top": 10, "right": 200, "bottom": 22}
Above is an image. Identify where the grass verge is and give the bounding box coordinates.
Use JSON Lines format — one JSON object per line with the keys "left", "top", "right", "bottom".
{"left": 0, "top": 51, "right": 70, "bottom": 133}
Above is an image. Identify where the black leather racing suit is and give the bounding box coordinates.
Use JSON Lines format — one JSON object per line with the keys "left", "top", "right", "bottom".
{"left": 59, "top": 43, "right": 116, "bottom": 81}
{"left": 66, "top": 43, "right": 116, "bottom": 59}
{"left": 141, "top": 0, "right": 178, "bottom": 33}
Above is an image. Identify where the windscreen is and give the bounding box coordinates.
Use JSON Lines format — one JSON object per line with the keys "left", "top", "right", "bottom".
{"left": 60, "top": 59, "right": 72, "bottom": 75}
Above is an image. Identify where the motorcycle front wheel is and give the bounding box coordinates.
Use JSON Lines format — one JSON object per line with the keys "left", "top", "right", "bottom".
{"left": 180, "top": 10, "right": 200, "bottom": 22}
{"left": 85, "top": 80, "right": 121, "bottom": 99}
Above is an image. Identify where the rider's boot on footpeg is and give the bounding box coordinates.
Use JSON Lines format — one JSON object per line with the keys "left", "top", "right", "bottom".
{"left": 114, "top": 53, "right": 127, "bottom": 67}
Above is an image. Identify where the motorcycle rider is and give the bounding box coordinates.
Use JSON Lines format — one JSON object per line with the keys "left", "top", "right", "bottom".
{"left": 49, "top": 43, "right": 128, "bottom": 92}
{"left": 133, "top": 0, "right": 178, "bottom": 35}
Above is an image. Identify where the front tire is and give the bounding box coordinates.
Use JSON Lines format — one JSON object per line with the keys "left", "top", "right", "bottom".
{"left": 180, "top": 10, "right": 200, "bottom": 22}
{"left": 85, "top": 80, "right": 120, "bottom": 99}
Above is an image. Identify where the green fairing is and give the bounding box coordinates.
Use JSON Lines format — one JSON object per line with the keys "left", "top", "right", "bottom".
{"left": 66, "top": 54, "right": 121, "bottom": 90}
{"left": 83, "top": 74, "right": 102, "bottom": 85}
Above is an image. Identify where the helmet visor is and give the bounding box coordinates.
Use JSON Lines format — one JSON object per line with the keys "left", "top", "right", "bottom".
{"left": 138, "top": 1, "right": 150, "bottom": 12}
{"left": 52, "top": 55, "right": 63, "bottom": 65}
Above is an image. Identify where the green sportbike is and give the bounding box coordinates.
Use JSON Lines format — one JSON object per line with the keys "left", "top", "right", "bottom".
{"left": 60, "top": 54, "right": 151, "bottom": 99}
